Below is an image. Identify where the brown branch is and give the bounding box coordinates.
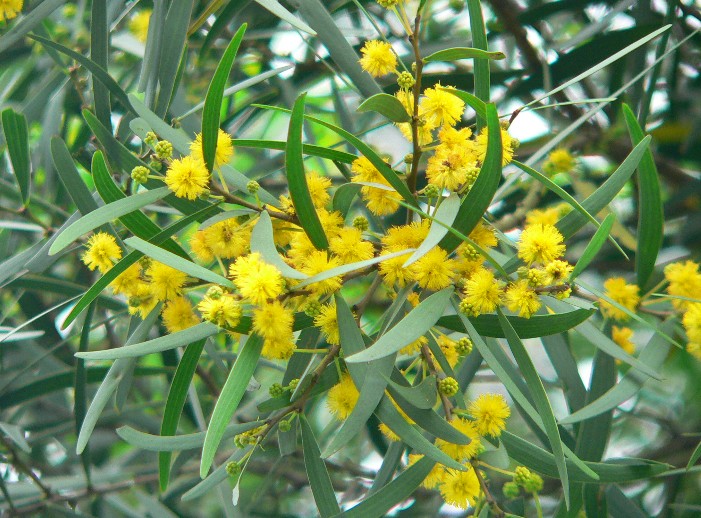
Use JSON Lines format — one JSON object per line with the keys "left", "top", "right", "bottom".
{"left": 209, "top": 184, "right": 298, "bottom": 224}
{"left": 0, "top": 435, "right": 52, "bottom": 500}
{"left": 472, "top": 462, "right": 505, "bottom": 518}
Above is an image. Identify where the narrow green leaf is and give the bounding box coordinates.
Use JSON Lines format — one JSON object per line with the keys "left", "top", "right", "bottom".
{"left": 440, "top": 103, "right": 501, "bottom": 252}
{"left": 300, "top": 415, "right": 341, "bottom": 517}
{"left": 128, "top": 95, "right": 192, "bottom": 153}
{"left": 346, "top": 288, "right": 453, "bottom": 363}
{"left": 556, "top": 136, "right": 651, "bottom": 238}
{"left": 75, "top": 322, "right": 220, "bottom": 361}
{"left": 0, "top": 423, "right": 30, "bottom": 453}
{"left": 159, "top": 339, "right": 206, "bottom": 491}
{"left": 332, "top": 183, "right": 361, "bottom": 217}
{"left": 441, "top": 87, "right": 487, "bottom": 122}
{"left": 254, "top": 0, "right": 316, "bottom": 35}
{"left": 424, "top": 47, "right": 505, "bottom": 62}
{"left": 233, "top": 138, "right": 356, "bottom": 164}
{"left": 202, "top": 24, "right": 246, "bottom": 171}
{"left": 0, "top": 0, "right": 65, "bottom": 52}
{"left": 74, "top": 303, "right": 94, "bottom": 483}
{"left": 621, "top": 104, "right": 663, "bottom": 289}
{"left": 286, "top": 93, "right": 328, "bottom": 249}
{"left": 404, "top": 193, "right": 460, "bottom": 267}
{"left": 51, "top": 137, "right": 98, "bottom": 215}
{"left": 200, "top": 334, "right": 263, "bottom": 477}
{"left": 357, "top": 93, "right": 410, "bottom": 123}
{"left": 124, "top": 236, "right": 234, "bottom": 288}
{"left": 497, "top": 309, "right": 570, "bottom": 506}
{"left": 466, "top": 0, "right": 490, "bottom": 129}
{"left": 338, "top": 456, "right": 435, "bottom": 518}
{"left": 570, "top": 213, "right": 616, "bottom": 280}
{"left": 686, "top": 441, "right": 701, "bottom": 471}
{"left": 385, "top": 373, "right": 437, "bottom": 410}
{"left": 605, "top": 485, "right": 647, "bottom": 518}
{"left": 251, "top": 212, "right": 307, "bottom": 279}
{"left": 117, "top": 422, "right": 259, "bottom": 452}
{"left": 90, "top": 0, "right": 111, "bottom": 129}
{"left": 1, "top": 108, "right": 30, "bottom": 205}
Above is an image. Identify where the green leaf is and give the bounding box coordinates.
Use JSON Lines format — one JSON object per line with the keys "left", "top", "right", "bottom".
{"left": 403, "top": 193, "right": 460, "bottom": 267}
{"left": 621, "top": 104, "right": 663, "bottom": 289}
{"left": 466, "top": 0, "right": 490, "bottom": 129}
{"left": 48, "top": 187, "right": 170, "bottom": 256}
{"left": 90, "top": 0, "right": 110, "bottom": 129}
{"left": 556, "top": 137, "right": 651, "bottom": 239}
{"left": 51, "top": 137, "right": 99, "bottom": 215}
{"left": 441, "top": 87, "right": 487, "bottom": 122}
{"left": 124, "top": 236, "right": 234, "bottom": 288}
{"left": 200, "top": 334, "right": 263, "bottom": 477}
{"left": 497, "top": 309, "right": 570, "bottom": 506}
{"left": 570, "top": 213, "right": 616, "bottom": 280}
{"left": 117, "top": 422, "right": 259, "bottom": 452}
{"left": 75, "top": 323, "right": 220, "bottom": 361}
{"left": 202, "top": 24, "right": 246, "bottom": 171}
{"left": 605, "top": 485, "right": 647, "bottom": 518}
{"left": 424, "top": 47, "right": 505, "bottom": 62}
{"left": 332, "top": 183, "right": 361, "bottom": 218}
{"left": 385, "top": 373, "right": 437, "bottom": 410}
{"left": 233, "top": 138, "right": 356, "bottom": 164}
{"left": 30, "top": 35, "right": 134, "bottom": 115}
{"left": 686, "top": 441, "right": 701, "bottom": 471}
{"left": 357, "top": 93, "right": 410, "bottom": 123}
{"left": 1, "top": 108, "right": 30, "bottom": 205}
{"left": 254, "top": 0, "right": 316, "bottom": 35}
{"left": 286, "top": 93, "right": 328, "bottom": 250}
{"left": 0, "top": 0, "right": 65, "bottom": 52}
{"left": 440, "top": 103, "right": 501, "bottom": 252}
{"left": 560, "top": 320, "right": 674, "bottom": 424}
{"left": 74, "top": 303, "right": 94, "bottom": 483}
{"left": 251, "top": 212, "right": 307, "bottom": 279}
{"left": 128, "top": 95, "right": 192, "bottom": 154}
{"left": 0, "top": 423, "right": 30, "bottom": 453}
{"left": 159, "top": 339, "right": 206, "bottom": 491}
{"left": 300, "top": 415, "right": 341, "bottom": 517}
{"left": 338, "top": 456, "right": 435, "bottom": 518}
{"left": 346, "top": 288, "right": 453, "bottom": 363}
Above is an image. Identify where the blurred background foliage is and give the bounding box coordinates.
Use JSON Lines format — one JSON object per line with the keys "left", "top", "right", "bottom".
{"left": 0, "top": 0, "right": 701, "bottom": 516}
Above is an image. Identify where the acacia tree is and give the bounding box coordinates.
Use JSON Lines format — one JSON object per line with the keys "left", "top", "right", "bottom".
{"left": 1, "top": 0, "right": 701, "bottom": 516}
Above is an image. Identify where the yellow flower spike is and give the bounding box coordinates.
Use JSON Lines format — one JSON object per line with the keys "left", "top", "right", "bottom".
{"left": 252, "top": 301, "right": 294, "bottom": 342}
{"left": 81, "top": 232, "right": 122, "bottom": 273}
{"left": 504, "top": 280, "right": 541, "bottom": 318}
{"left": 190, "top": 129, "right": 234, "bottom": 170}
{"left": 329, "top": 227, "right": 374, "bottom": 265}
{"left": 435, "top": 417, "right": 482, "bottom": 461}
{"left": 600, "top": 278, "right": 640, "bottom": 321}
{"left": 411, "top": 248, "right": 457, "bottom": 291}
{"left": 359, "top": 40, "right": 398, "bottom": 77}
{"left": 202, "top": 219, "right": 251, "bottom": 259}
{"left": 420, "top": 83, "right": 465, "bottom": 127}
{"left": 146, "top": 261, "right": 188, "bottom": 301}
{"left": 161, "top": 297, "right": 199, "bottom": 333}
{"left": 468, "top": 393, "right": 511, "bottom": 437}
{"left": 439, "top": 466, "right": 481, "bottom": 509}
{"left": 0, "top": 0, "right": 23, "bottom": 22}
{"left": 327, "top": 372, "right": 359, "bottom": 421}
{"left": 517, "top": 223, "right": 566, "bottom": 266}
{"left": 230, "top": 252, "right": 285, "bottom": 305}
{"left": 165, "top": 155, "right": 210, "bottom": 200}
{"left": 198, "top": 294, "right": 242, "bottom": 328}
{"left": 461, "top": 268, "right": 503, "bottom": 316}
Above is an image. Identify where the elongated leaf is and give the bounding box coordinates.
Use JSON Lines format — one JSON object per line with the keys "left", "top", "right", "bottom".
{"left": 687, "top": 441, "right": 701, "bottom": 471}
{"left": 51, "top": 137, "right": 99, "bottom": 215}
{"left": 155, "top": 0, "right": 194, "bottom": 116}
{"left": 440, "top": 103, "right": 501, "bottom": 252}
{"left": 442, "top": 87, "right": 488, "bottom": 122}
{"left": 466, "top": 0, "right": 490, "bottom": 128}
{"left": 159, "top": 339, "right": 206, "bottom": 491}
{"left": 385, "top": 373, "right": 437, "bottom": 410}
{"left": 201, "top": 334, "right": 263, "bottom": 477}
{"left": 255, "top": 0, "right": 315, "bottom": 35}
{"left": 556, "top": 136, "right": 651, "bottom": 238}
{"left": 250, "top": 212, "right": 307, "bottom": 279}
{"left": 357, "top": 93, "right": 410, "bottom": 123}
{"left": 403, "top": 193, "right": 460, "bottom": 267}
{"left": 128, "top": 95, "right": 192, "bottom": 153}
{"left": 125, "top": 236, "right": 234, "bottom": 287}
{"left": 0, "top": 423, "right": 30, "bottom": 453}
{"left": 233, "top": 139, "right": 356, "bottom": 164}
{"left": 437, "top": 307, "right": 595, "bottom": 338}
{"left": 202, "top": 24, "right": 246, "bottom": 171}
{"left": 75, "top": 303, "right": 94, "bottom": 482}
{"left": 300, "top": 415, "right": 341, "bottom": 517}
{"left": 90, "top": 0, "right": 110, "bottom": 128}
{"left": 339, "top": 456, "right": 435, "bottom": 518}
{"left": 117, "top": 422, "right": 259, "bottom": 452}
{"left": 424, "top": 47, "right": 505, "bottom": 62}
{"left": 621, "top": 104, "right": 663, "bottom": 289}
{"left": 0, "top": 0, "right": 65, "bottom": 52}
{"left": 48, "top": 187, "right": 170, "bottom": 255}
{"left": 346, "top": 288, "right": 453, "bottom": 363}
{"left": 498, "top": 309, "right": 570, "bottom": 506}
{"left": 332, "top": 184, "right": 361, "bottom": 217}
{"left": 1, "top": 108, "right": 30, "bottom": 205}
{"left": 76, "top": 323, "right": 220, "bottom": 360}
{"left": 286, "top": 93, "right": 328, "bottom": 249}
{"left": 570, "top": 213, "right": 616, "bottom": 280}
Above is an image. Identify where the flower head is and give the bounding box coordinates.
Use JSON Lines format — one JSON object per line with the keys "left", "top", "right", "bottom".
{"left": 411, "top": 248, "right": 457, "bottom": 291}
{"left": 518, "top": 224, "right": 566, "bottom": 265}
{"left": 601, "top": 277, "right": 639, "bottom": 321}
{"left": 359, "top": 40, "right": 397, "bottom": 77}
{"left": 329, "top": 227, "right": 374, "bottom": 264}
{"left": 439, "top": 467, "right": 481, "bottom": 509}
{"left": 461, "top": 268, "right": 503, "bottom": 316}
{"left": 252, "top": 301, "right": 294, "bottom": 342}
{"left": 190, "top": 129, "right": 234, "bottom": 169}
{"left": 612, "top": 326, "right": 635, "bottom": 355}
{"left": 0, "top": 0, "right": 23, "bottom": 21}
{"left": 665, "top": 261, "right": 701, "bottom": 310}
{"left": 146, "top": 261, "right": 188, "bottom": 301}
{"left": 162, "top": 297, "right": 199, "bottom": 333}
{"left": 420, "top": 84, "right": 465, "bottom": 127}
{"left": 327, "top": 372, "right": 359, "bottom": 420}
{"left": 435, "top": 417, "right": 482, "bottom": 461}
{"left": 299, "top": 251, "right": 343, "bottom": 295}
{"left": 314, "top": 303, "right": 340, "bottom": 345}
{"left": 468, "top": 393, "right": 511, "bottom": 437}
{"left": 198, "top": 294, "right": 242, "bottom": 328}
{"left": 165, "top": 155, "right": 210, "bottom": 199}
{"left": 475, "top": 126, "right": 517, "bottom": 166}
{"left": 82, "top": 232, "right": 122, "bottom": 273}
{"left": 504, "top": 280, "right": 541, "bottom": 318}
{"left": 230, "top": 253, "right": 285, "bottom": 305}
{"left": 408, "top": 454, "right": 446, "bottom": 489}
{"left": 544, "top": 148, "right": 577, "bottom": 174}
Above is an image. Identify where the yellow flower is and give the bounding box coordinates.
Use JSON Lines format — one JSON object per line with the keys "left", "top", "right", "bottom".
{"left": 411, "top": 248, "right": 457, "bottom": 291}
{"left": 189, "top": 230, "right": 215, "bottom": 263}
{"left": 230, "top": 253, "right": 284, "bottom": 305}
{"left": 544, "top": 259, "right": 574, "bottom": 285}
{"left": 544, "top": 148, "right": 577, "bottom": 174}
{"left": 525, "top": 207, "right": 560, "bottom": 227}
{"left": 438, "top": 126, "right": 473, "bottom": 148}
{"left": 461, "top": 268, "right": 503, "bottom": 316}
{"left": 612, "top": 326, "right": 635, "bottom": 356}
{"left": 252, "top": 301, "right": 294, "bottom": 342}
{"left": 0, "top": 0, "right": 22, "bottom": 21}
{"left": 664, "top": 261, "right": 701, "bottom": 310}
{"left": 327, "top": 372, "right": 359, "bottom": 420}
{"left": 190, "top": 129, "right": 234, "bottom": 169}
{"left": 379, "top": 252, "right": 415, "bottom": 287}
{"left": 435, "top": 417, "right": 482, "bottom": 461}
{"left": 400, "top": 335, "right": 428, "bottom": 355}
{"left": 146, "top": 261, "right": 188, "bottom": 301}
{"left": 600, "top": 277, "right": 639, "bottom": 321}
{"left": 359, "top": 40, "right": 397, "bottom": 77}
{"left": 127, "top": 281, "right": 158, "bottom": 319}
{"left": 470, "top": 222, "right": 498, "bottom": 249}
{"left": 299, "top": 251, "right": 343, "bottom": 295}
{"left": 504, "top": 280, "right": 541, "bottom": 318}
{"left": 110, "top": 263, "right": 142, "bottom": 296}
{"left": 306, "top": 171, "right": 332, "bottom": 208}
{"left": 437, "top": 334, "right": 459, "bottom": 367}
{"left": 329, "top": 227, "right": 374, "bottom": 264}
{"left": 161, "top": 297, "right": 199, "bottom": 333}
{"left": 382, "top": 220, "right": 431, "bottom": 251}
{"left": 468, "top": 393, "right": 511, "bottom": 437}
{"left": 439, "top": 467, "right": 481, "bottom": 509}
{"left": 426, "top": 146, "right": 477, "bottom": 191}
{"left": 379, "top": 397, "right": 415, "bottom": 441}
{"left": 82, "top": 232, "right": 122, "bottom": 273}
{"left": 314, "top": 303, "right": 340, "bottom": 345}
{"left": 165, "top": 155, "right": 210, "bottom": 200}
{"left": 128, "top": 9, "right": 151, "bottom": 42}
{"left": 688, "top": 342, "right": 701, "bottom": 361}
{"left": 408, "top": 454, "right": 446, "bottom": 489}
{"left": 198, "top": 294, "right": 242, "bottom": 328}
{"left": 475, "top": 126, "right": 518, "bottom": 166}
{"left": 682, "top": 303, "right": 701, "bottom": 345}
{"left": 517, "top": 224, "right": 566, "bottom": 265}
{"left": 261, "top": 336, "right": 296, "bottom": 360}
{"left": 202, "top": 218, "right": 250, "bottom": 259}
{"left": 420, "top": 84, "right": 465, "bottom": 127}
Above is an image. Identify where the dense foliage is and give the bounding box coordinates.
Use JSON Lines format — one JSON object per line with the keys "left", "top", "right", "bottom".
{"left": 1, "top": 0, "right": 701, "bottom": 516}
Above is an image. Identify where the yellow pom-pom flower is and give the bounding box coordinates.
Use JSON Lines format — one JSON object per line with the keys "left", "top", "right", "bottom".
{"left": 665, "top": 261, "right": 701, "bottom": 311}
{"left": 420, "top": 84, "right": 465, "bottom": 127}
{"left": 314, "top": 303, "right": 340, "bottom": 345}
{"left": 202, "top": 219, "right": 251, "bottom": 259}
{"left": 504, "top": 280, "right": 541, "bottom": 318}
{"left": 600, "top": 277, "right": 640, "bottom": 321}
{"left": 128, "top": 9, "right": 151, "bottom": 42}
{"left": 299, "top": 251, "right": 343, "bottom": 295}
{"left": 468, "top": 393, "right": 511, "bottom": 437}
{"left": 329, "top": 227, "right": 374, "bottom": 265}
{"left": 0, "top": 0, "right": 23, "bottom": 21}
{"left": 435, "top": 417, "right": 482, "bottom": 461}
{"left": 198, "top": 294, "right": 242, "bottom": 328}
{"left": 190, "top": 129, "right": 234, "bottom": 169}
{"left": 146, "top": 261, "right": 188, "bottom": 301}
{"left": 517, "top": 223, "right": 566, "bottom": 265}
{"left": 544, "top": 148, "right": 577, "bottom": 174}
{"left": 110, "top": 263, "right": 142, "bottom": 296}
{"left": 127, "top": 282, "right": 157, "bottom": 319}
{"left": 252, "top": 301, "right": 294, "bottom": 342}
{"left": 162, "top": 297, "right": 199, "bottom": 333}
{"left": 682, "top": 303, "right": 701, "bottom": 345}
{"left": 359, "top": 40, "right": 397, "bottom": 77}
{"left": 165, "top": 155, "right": 210, "bottom": 200}
{"left": 306, "top": 171, "right": 332, "bottom": 208}
{"left": 411, "top": 248, "right": 457, "bottom": 291}
{"left": 327, "top": 372, "right": 359, "bottom": 420}
{"left": 475, "top": 126, "right": 518, "bottom": 166}
{"left": 612, "top": 326, "right": 635, "bottom": 356}
{"left": 81, "top": 232, "right": 122, "bottom": 273}
{"left": 230, "top": 253, "right": 284, "bottom": 305}
{"left": 408, "top": 454, "right": 446, "bottom": 489}
{"left": 461, "top": 268, "right": 503, "bottom": 316}
{"left": 439, "top": 467, "right": 481, "bottom": 509}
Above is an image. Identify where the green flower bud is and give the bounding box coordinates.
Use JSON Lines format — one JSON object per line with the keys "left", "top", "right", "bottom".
{"left": 503, "top": 481, "right": 521, "bottom": 499}
{"left": 247, "top": 180, "right": 260, "bottom": 194}
{"left": 278, "top": 420, "right": 292, "bottom": 432}
{"left": 304, "top": 300, "right": 322, "bottom": 317}
{"left": 377, "top": 0, "right": 400, "bottom": 8}
{"left": 352, "top": 216, "right": 369, "bottom": 232}
{"left": 131, "top": 165, "right": 149, "bottom": 184}
{"left": 288, "top": 378, "right": 300, "bottom": 391}
{"left": 154, "top": 140, "right": 173, "bottom": 160}
{"left": 438, "top": 377, "right": 459, "bottom": 397}
{"left": 456, "top": 337, "right": 473, "bottom": 356}
{"left": 206, "top": 286, "right": 225, "bottom": 300}
{"left": 148, "top": 159, "right": 162, "bottom": 172}
{"left": 269, "top": 383, "right": 284, "bottom": 398}
{"left": 523, "top": 472, "right": 543, "bottom": 493}
{"left": 226, "top": 461, "right": 241, "bottom": 477}
{"left": 513, "top": 466, "right": 533, "bottom": 486}
{"left": 422, "top": 183, "right": 441, "bottom": 198}
{"left": 397, "top": 71, "right": 415, "bottom": 90}
{"left": 144, "top": 131, "right": 158, "bottom": 146}
{"left": 461, "top": 244, "right": 480, "bottom": 261}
